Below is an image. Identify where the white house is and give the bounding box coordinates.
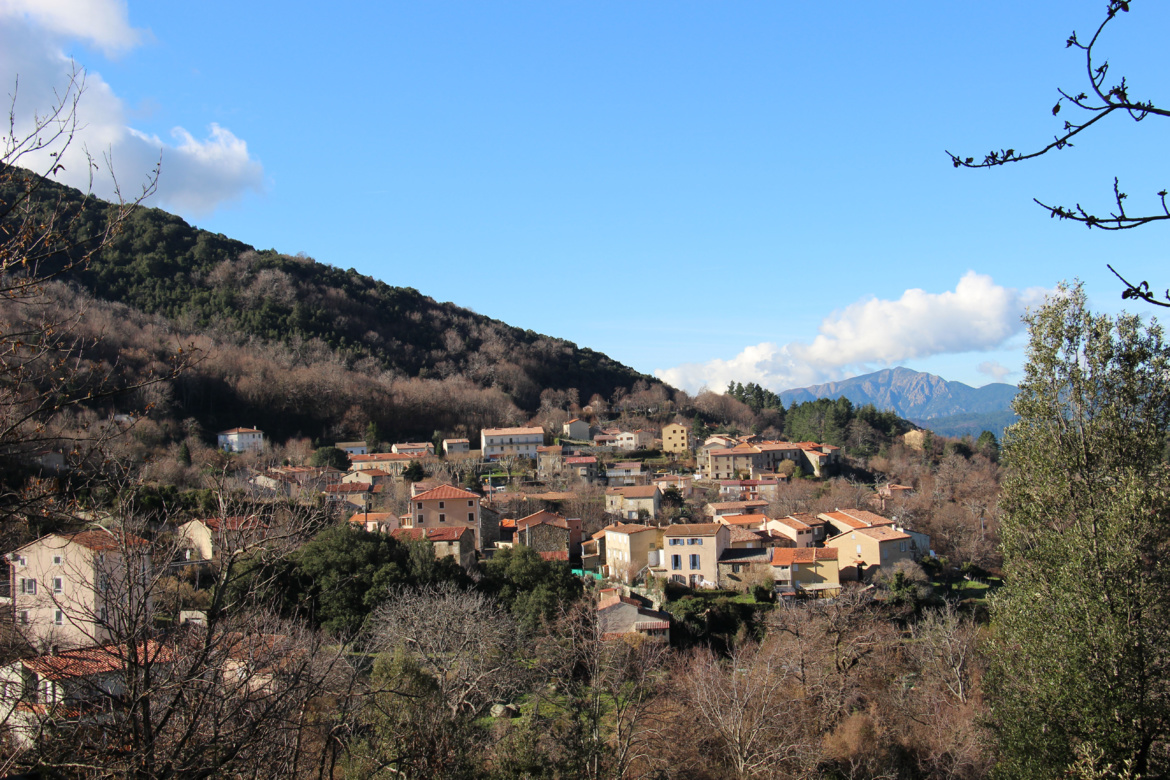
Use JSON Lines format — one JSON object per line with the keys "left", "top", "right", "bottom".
{"left": 481, "top": 427, "right": 544, "bottom": 459}
{"left": 217, "top": 427, "right": 265, "bottom": 453}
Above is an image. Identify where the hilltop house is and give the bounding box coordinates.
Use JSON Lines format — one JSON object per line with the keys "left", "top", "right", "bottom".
{"left": 217, "top": 427, "right": 265, "bottom": 453}
{"left": 481, "top": 427, "right": 544, "bottom": 459}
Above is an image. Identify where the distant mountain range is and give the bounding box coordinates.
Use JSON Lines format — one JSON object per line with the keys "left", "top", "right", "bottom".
{"left": 780, "top": 367, "right": 1018, "bottom": 439}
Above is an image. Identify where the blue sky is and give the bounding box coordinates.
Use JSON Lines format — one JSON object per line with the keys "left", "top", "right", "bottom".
{"left": 3, "top": 1, "right": 1168, "bottom": 393}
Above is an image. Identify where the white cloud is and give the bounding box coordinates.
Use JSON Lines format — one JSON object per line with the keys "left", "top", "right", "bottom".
{"left": 655, "top": 272, "right": 1050, "bottom": 393}
{"left": 0, "top": 2, "right": 263, "bottom": 216}
{"left": 977, "top": 360, "right": 1013, "bottom": 382}
{"left": 0, "top": 0, "right": 142, "bottom": 55}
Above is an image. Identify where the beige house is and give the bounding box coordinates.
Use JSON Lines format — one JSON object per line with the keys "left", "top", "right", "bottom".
{"left": 606, "top": 461, "right": 648, "bottom": 486}
{"left": 342, "top": 469, "right": 393, "bottom": 487}
{"left": 442, "top": 438, "right": 470, "bottom": 455}
{"left": 391, "top": 442, "right": 435, "bottom": 456}
{"left": 177, "top": 516, "right": 267, "bottom": 561}
{"left": 562, "top": 418, "right": 591, "bottom": 441}
{"left": 705, "top": 500, "right": 768, "bottom": 517}
{"left": 818, "top": 508, "right": 895, "bottom": 537}
{"left": 655, "top": 523, "right": 729, "bottom": 588}
{"left": 771, "top": 547, "right": 841, "bottom": 594}
{"left": 347, "top": 512, "right": 401, "bottom": 534}
{"left": 616, "top": 430, "right": 654, "bottom": 451}
{"left": 596, "top": 523, "right": 661, "bottom": 582}
{"left": 402, "top": 484, "right": 485, "bottom": 548}
{"left": 481, "top": 426, "right": 544, "bottom": 459}
{"left": 652, "top": 474, "right": 694, "bottom": 497}
{"left": 661, "top": 423, "right": 694, "bottom": 454}
{"left": 537, "top": 445, "right": 563, "bottom": 479}
{"left": 564, "top": 455, "right": 599, "bottom": 483}
{"left": 605, "top": 485, "right": 661, "bottom": 520}
{"left": 824, "top": 525, "right": 914, "bottom": 581}
{"left": 9, "top": 530, "right": 151, "bottom": 651}
{"left": 764, "top": 515, "right": 817, "bottom": 547}
{"left": 349, "top": 452, "right": 415, "bottom": 476}
{"left": 391, "top": 527, "right": 476, "bottom": 569}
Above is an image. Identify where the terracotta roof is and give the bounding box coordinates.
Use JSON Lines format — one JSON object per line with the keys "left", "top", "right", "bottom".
{"left": 565, "top": 456, "right": 597, "bottom": 464}
{"left": 482, "top": 426, "right": 544, "bottom": 436}
{"left": 23, "top": 641, "right": 174, "bottom": 681}
{"left": 203, "top": 516, "right": 267, "bottom": 532}
{"left": 853, "top": 526, "right": 911, "bottom": 541}
{"left": 770, "top": 515, "right": 812, "bottom": 531}
{"left": 443, "top": 438, "right": 469, "bottom": 443}
{"left": 717, "top": 513, "right": 766, "bottom": 526}
{"left": 708, "top": 500, "right": 768, "bottom": 511}
{"left": 413, "top": 484, "right": 480, "bottom": 501}
{"left": 324, "top": 483, "right": 374, "bottom": 494}
{"left": 335, "top": 441, "right": 367, "bottom": 448}
{"left": 594, "top": 522, "right": 655, "bottom": 539}
{"left": 663, "top": 523, "right": 723, "bottom": 537}
{"left": 516, "top": 510, "right": 570, "bottom": 530}
{"left": 536, "top": 445, "right": 562, "bottom": 453}
{"left": 605, "top": 486, "right": 659, "bottom": 498}
{"left": 63, "top": 529, "right": 147, "bottom": 552}
{"left": 348, "top": 512, "right": 397, "bottom": 524}
{"left": 391, "top": 527, "right": 469, "bottom": 543}
{"left": 728, "top": 527, "right": 767, "bottom": 544}
{"left": 351, "top": 453, "right": 413, "bottom": 462}
{"left": 821, "top": 509, "right": 894, "bottom": 529}
{"left": 771, "top": 547, "right": 839, "bottom": 566}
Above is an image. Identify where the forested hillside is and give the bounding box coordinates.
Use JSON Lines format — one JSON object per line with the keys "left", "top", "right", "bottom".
{"left": 1, "top": 167, "right": 655, "bottom": 413}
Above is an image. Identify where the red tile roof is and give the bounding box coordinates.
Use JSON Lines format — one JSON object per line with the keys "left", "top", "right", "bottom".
{"left": 483, "top": 426, "right": 544, "bottom": 436}
{"left": 516, "top": 510, "right": 570, "bottom": 530}
{"left": 771, "top": 547, "right": 838, "bottom": 566}
{"left": 23, "top": 640, "right": 174, "bottom": 680}
{"left": 392, "top": 527, "right": 469, "bottom": 543}
{"left": 203, "top": 515, "right": 266, "bottom": 532}
{"left": 412, "top": 484, "right": 480, "bottom": 501}
{"left": 605, "top": 486, "right": 659, "bottom": 498}
{"left": 663, "top": 523, "right": 723, "bottom": 537}
{"left": 64, "top": 529, "right": 147, "bottom": 552}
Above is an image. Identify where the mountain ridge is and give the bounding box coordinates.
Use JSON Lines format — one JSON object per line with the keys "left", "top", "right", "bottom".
{"left": 779, "top": 367, "right": 1018, "bottom": 435}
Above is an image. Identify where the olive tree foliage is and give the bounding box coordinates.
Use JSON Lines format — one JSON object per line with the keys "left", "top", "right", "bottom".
{"left": 949, "top": 0, "right": 1170, "bottom": 307}
{"left": 987, "top": 283, "right": 1170, "bottom": 778}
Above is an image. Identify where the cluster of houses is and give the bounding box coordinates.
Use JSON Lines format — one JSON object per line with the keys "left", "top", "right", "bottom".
{"left": 0, "top": 421, "right": 924, "bottom": 736}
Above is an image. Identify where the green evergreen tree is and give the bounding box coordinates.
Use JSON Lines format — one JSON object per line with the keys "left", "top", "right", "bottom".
{"left": 987, "top": 284, "right": 1170, "bottom": 778}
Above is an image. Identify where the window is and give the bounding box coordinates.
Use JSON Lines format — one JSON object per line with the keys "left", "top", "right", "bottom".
{"left": 16, "top": 555, "right": 25, "bottom": 567}
{"left": 668, "top": 538, "right": 684, "bottom": 546}
{"left": 416, "top": 502, "right": 423, "bottom": 510}
{"left": 468, "top": 500, "right": 474, "bottom": 507}
{"left": 18, "top": 611, "right": 28, "bottom": 625}
{"left": 689, "top": 554, "right": 700, "bottom": 570}
{"left": 439, "top": 501, "right": 445, "bottom": 509}
{"left": 468, "top": 513, "right": 475, "bottom": 523}
{"left": 687, "top": 538, "right": 703, "bottom": 546}
{"left": 20, "top": 579, "right": 36, "bottom": 595}
{"left": 52, "top": 555, "right": 62, "bottom": 566}
{"left": 52, "top": 577, "right": 63, "bottom": 594}
{"left": 439, "top": 514, "right": 446, "bottom": 523}
{"left": 899, "top": 541, "right": 907, "bottom": 552}
{"left": 54, "top": 610, "right": 64, "bottom": 626}
{"left": 671, "top": 555, "right": 681, "bottom": 571}
{"left": 100, "top": 607, "right": 108, "bottom": 623}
